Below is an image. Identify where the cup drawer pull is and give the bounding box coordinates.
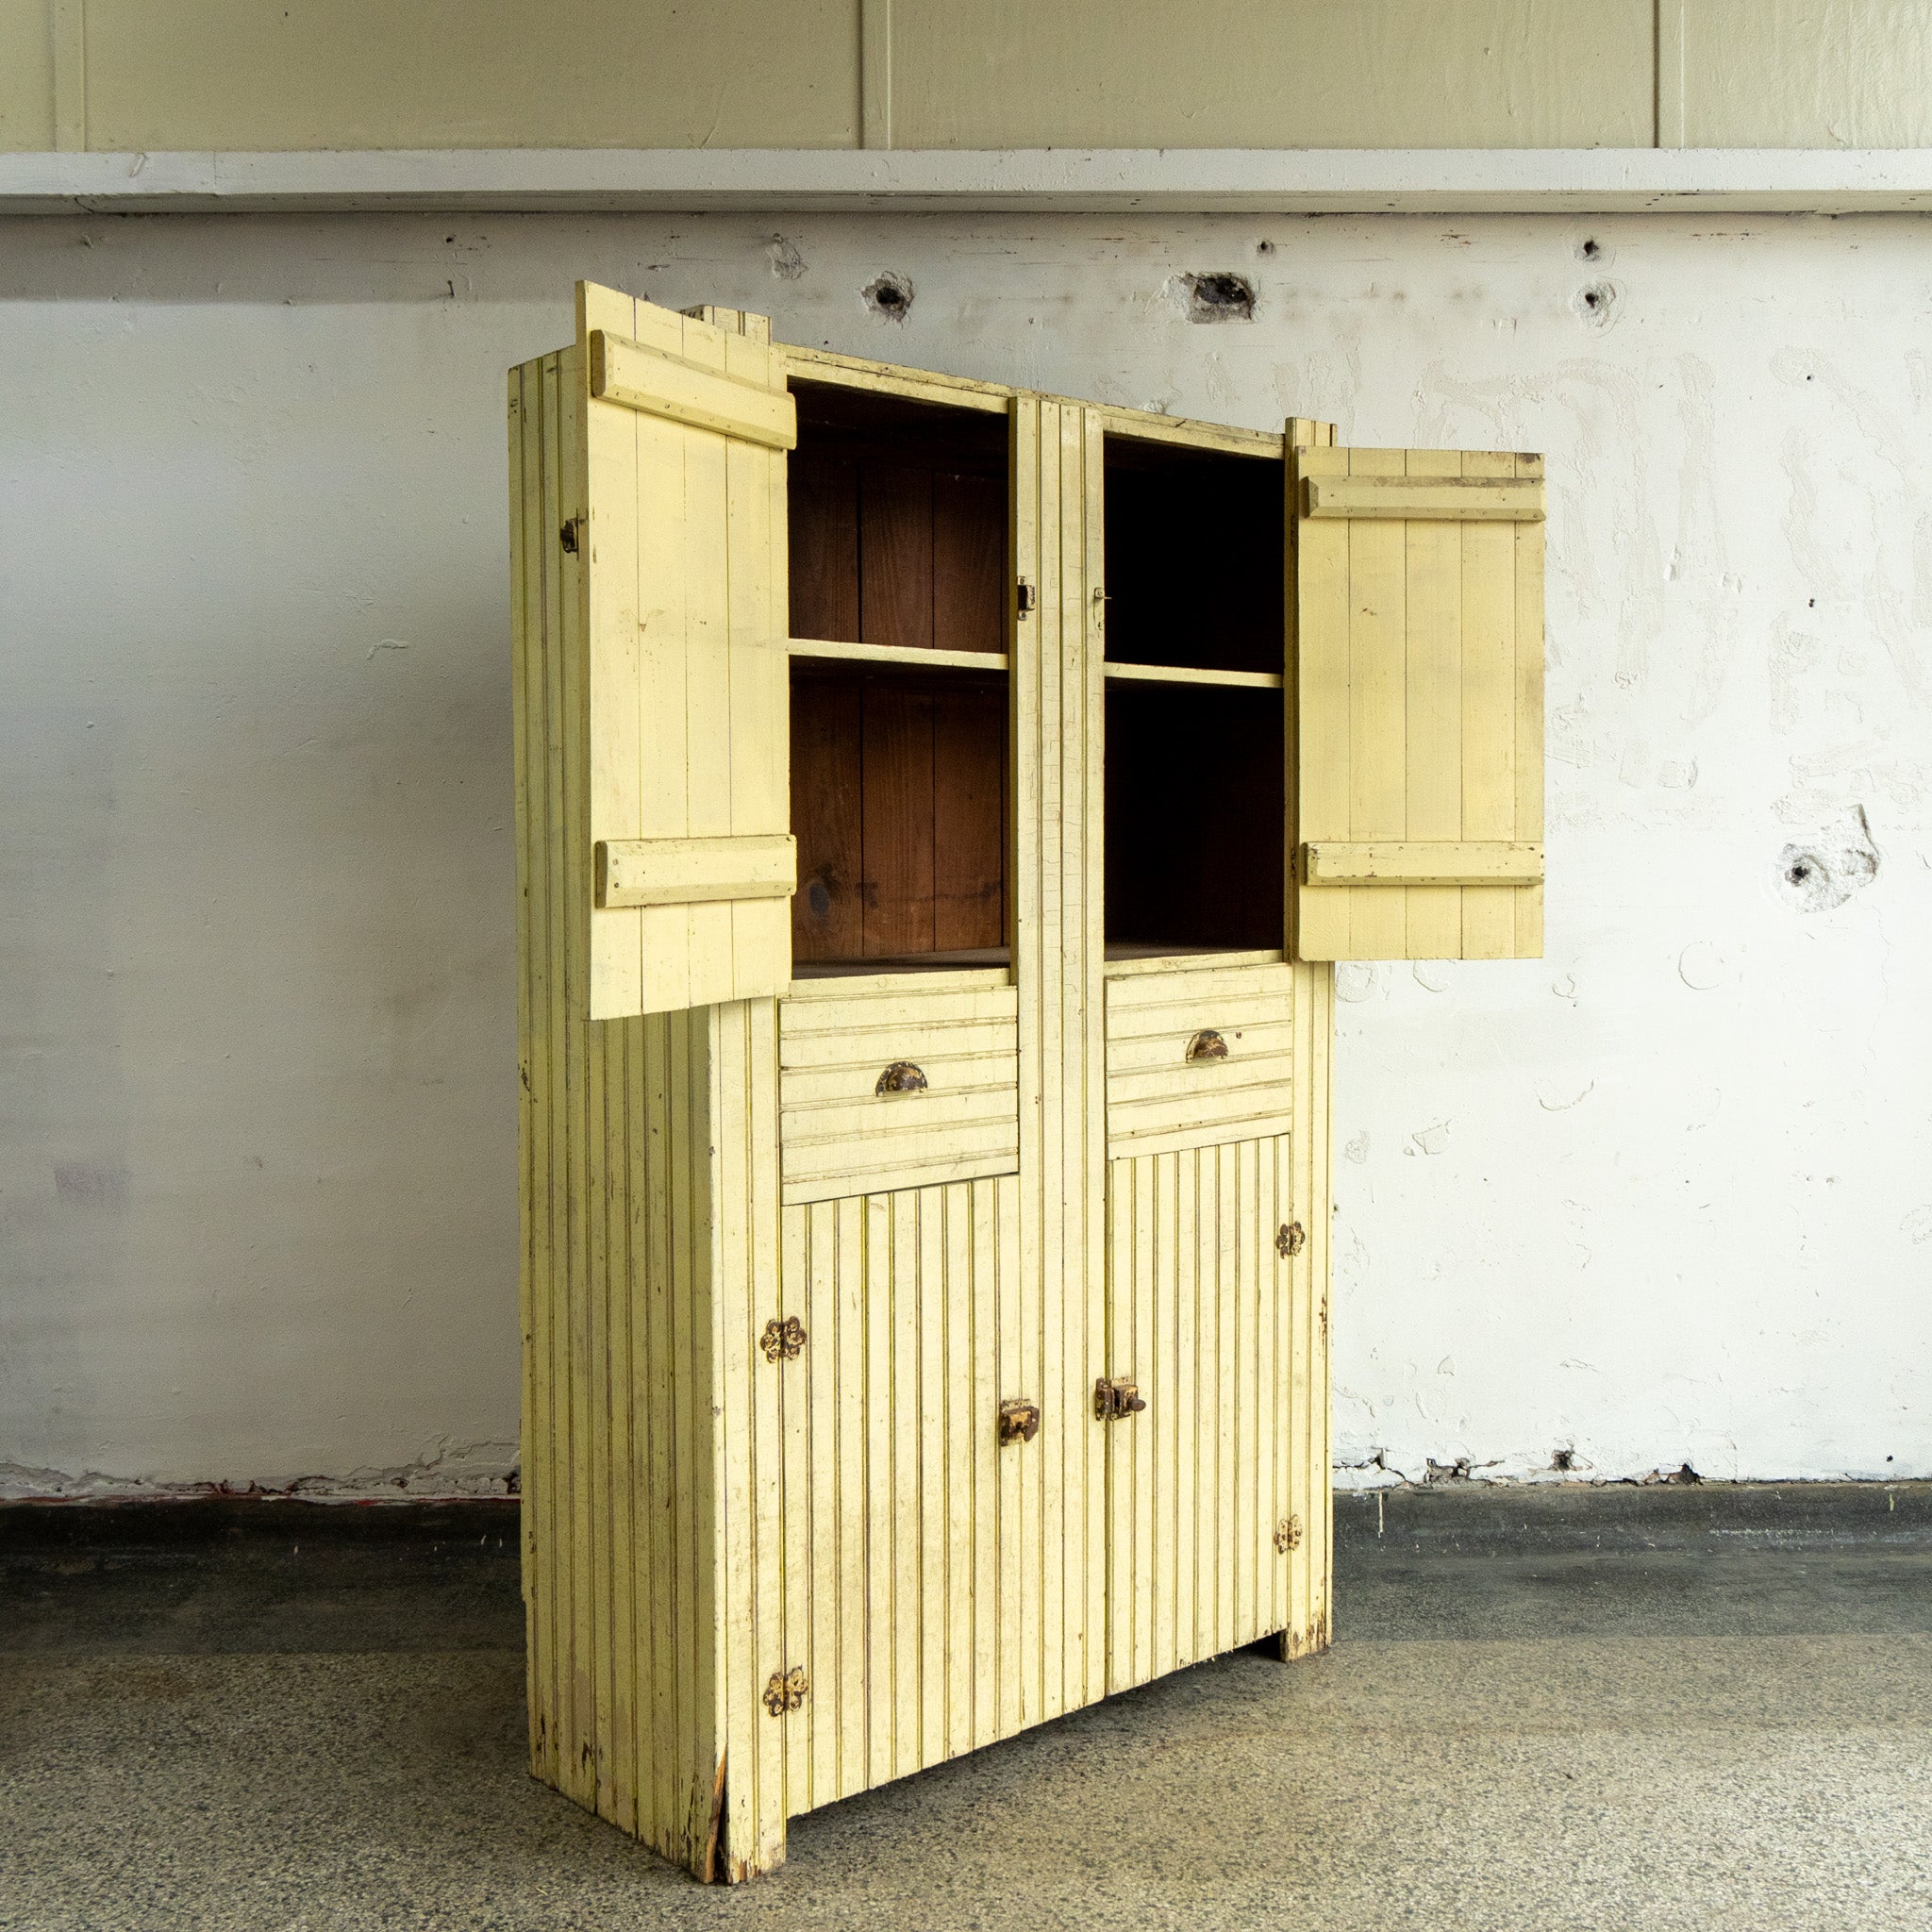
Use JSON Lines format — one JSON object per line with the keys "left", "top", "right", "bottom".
{"left": 875, "top": 1060, "right": 929, "bottom": 1095}
{"left": 1186, "top": 1030, "right": 1229, "bottom": 1062}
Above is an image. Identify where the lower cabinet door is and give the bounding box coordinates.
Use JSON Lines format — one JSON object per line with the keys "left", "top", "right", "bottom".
{"left": 1103, "top": 1133, "right": 1304, "bottom": 1694}
{"left": 772, "top": 1172, "right": 1065, "bottom": 1821}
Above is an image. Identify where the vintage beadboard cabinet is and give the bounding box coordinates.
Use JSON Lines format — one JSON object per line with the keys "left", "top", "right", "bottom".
{"left": 508, "top": 283, "right": 1545, "bottom": 1881}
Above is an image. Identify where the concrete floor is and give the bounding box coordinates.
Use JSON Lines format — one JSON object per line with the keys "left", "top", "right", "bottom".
{"left": 2, "top": 1485, "right": 1928, "bottom": 1930}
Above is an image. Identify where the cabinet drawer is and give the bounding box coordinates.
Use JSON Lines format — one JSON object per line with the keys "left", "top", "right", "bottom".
{"left": 1104, "top": 961, "right": 1294, "bottom": 1158}
{"left": 779, "top": 981, "right": 1021, "bottom": 1206}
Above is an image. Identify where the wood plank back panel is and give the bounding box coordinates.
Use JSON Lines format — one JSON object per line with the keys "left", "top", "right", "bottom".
{"left": 790, "top": 669, "right": 1008, "bottom": 962}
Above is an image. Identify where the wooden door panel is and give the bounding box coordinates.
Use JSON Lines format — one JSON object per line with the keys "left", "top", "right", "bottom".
{"left": 774, "top": 1174, "right": 1020, "bottom": 1814}
{"left": 1104, "top": 1134, "right": 1297, "bottom": 1694}
{"left": 1291, "top": 443, "right": 1545, "bottom": 961}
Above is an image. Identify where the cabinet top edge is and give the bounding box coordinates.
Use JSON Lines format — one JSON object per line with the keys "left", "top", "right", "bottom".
{"left": 778, "top": 340, "right": 1293, "bottom": 456}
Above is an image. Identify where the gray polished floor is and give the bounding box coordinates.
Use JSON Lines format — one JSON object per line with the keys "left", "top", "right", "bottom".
{"left": 3, "top": 1484, "right": 1927, "bottom": 1930}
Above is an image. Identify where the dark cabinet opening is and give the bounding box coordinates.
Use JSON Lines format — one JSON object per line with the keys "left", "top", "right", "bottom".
{"left": 1104, "top": 682, "right": 1283, "bottom": 956}
{"left": 1103, "top": 438, "right": 1284, "bottom": 675}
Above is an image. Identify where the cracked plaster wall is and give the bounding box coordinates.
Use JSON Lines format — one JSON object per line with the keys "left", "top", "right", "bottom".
{"left": 2, "top": 210, "right": 1927, "bottom": 1498}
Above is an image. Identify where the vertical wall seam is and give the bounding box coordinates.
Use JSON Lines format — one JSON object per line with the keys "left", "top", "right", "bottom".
{"left": 860, "top": 0, "right": 892, "bottom": 149}
{"left": 1656, "top": 0, "right": 1688, "bottom": 148}
{"left": 51, "top": 0, "right": 86, "bottom": 151}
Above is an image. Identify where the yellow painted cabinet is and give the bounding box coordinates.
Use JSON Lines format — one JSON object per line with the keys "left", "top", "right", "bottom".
{"left": 510, "top": 285, "right": 1543, "bottom": 1880}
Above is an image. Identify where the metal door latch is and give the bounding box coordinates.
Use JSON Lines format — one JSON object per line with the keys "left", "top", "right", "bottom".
{"left": 1276, "top": 1222, "right": 1306, "bottom": 1258}
{"left": 1093, "top": 1376, "right": 1147, "bottom": 1422}
{"left": 762, "top": 1666, "right": 808, "bottom": 1716}
{"left": 998, "top": 1398, "right": 1041, "bottom": 1445}
{"left": 760, "top": 1315, "right": 806, "bottom": 1362}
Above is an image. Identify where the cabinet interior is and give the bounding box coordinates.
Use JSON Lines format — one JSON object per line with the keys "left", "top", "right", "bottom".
{"left": 1105, "top": 680, "right": 1283, "bottom": 956}
{"left": 789, "top": 381, "right": 1011, "bottom": 974}
{"left": 1103, "top": 436, "right": 1284, "bottom": 674}
{"left": 788, "top": 380, "right": 1008, "bottom": 655}
{"left": 1102, "top": 434, "right": 1286, "bottom": 957}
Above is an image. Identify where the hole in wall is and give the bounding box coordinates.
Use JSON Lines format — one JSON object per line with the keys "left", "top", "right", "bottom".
{"left": 1774, "top": 804, "right": 1879, "bottom": 913}
{"left": 769, "top": 234, "right": 808, "bottom": 281}
{"left": 1182, "top": 273, "right": 1257, "bottom": 323}
{"left": 1573, "top": 279, "right": 1621, "bottom": 331}
{"left": 862, "top": 272, "right": 914, "bottom": 322}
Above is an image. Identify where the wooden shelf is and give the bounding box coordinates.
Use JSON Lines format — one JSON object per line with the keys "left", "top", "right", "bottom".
{"left": 790, "top": 637, "right": 1010, "bottom": 674}
{"left": 1103, "top": 660, "right": 1282, "bottom": 691}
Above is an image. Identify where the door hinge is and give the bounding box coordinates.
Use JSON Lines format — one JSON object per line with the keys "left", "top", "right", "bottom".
{"left": 760, "top": 1315, "right": 806, "bottom": 1362}
{"left": 1274, "top": 1515, "right": 1304, "bottom": 1555}
{"left": 1093, "top": 1375, "right": 1147, "bottom": 1422}
{"left": 559, "top": 513, "right": 584, "bottom": 555}
{"left": 762, "top": 1666, "right": 808, "bottom": 1716}
{"left": 1276, "top": 1221, "right": 1306, "bottom": 1259}
{"left": 1016, "top": 577, "right": 1037, "bottom": 616}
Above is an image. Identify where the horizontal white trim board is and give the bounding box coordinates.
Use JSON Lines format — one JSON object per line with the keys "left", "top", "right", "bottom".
{"left": 7, "top": 148, "right": 1932, "bottom": 216}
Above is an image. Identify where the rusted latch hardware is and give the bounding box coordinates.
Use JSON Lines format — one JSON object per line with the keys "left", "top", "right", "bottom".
{"left": 1187, "top": 1029, "right": 1229, "bottom": 1062}
{"left": 1274, "top": 1515, "right": 1304, "bottom": 1555}
{"left": 875, "top": 1060, "right": 928, "bottom": 1095}
{"left": 1276, "top": 1222, "right": 1306, "bottom": 1259}
{"left": 762, "top": 1666, "right": 808, "bottom": 1716}
{"left": 1094, "top": 1376, "right": 1147, "bottom": 1422}
{"left": 760, "top": 1315, "right": 806, "bottom": 1363}
{"left": 998, "top": 1398, "right": 1041, "bottom": 1445}
{"left": 559, "top": 514, "right": 583, "bottom": 555}
{"left": 1016, "top": 577, "right": 1037, "bottom": 616}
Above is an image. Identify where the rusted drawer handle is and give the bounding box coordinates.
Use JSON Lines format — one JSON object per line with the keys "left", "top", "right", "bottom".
{"left": 1186, "top": 1030, "right": 1229, "bottom": 1062}
{"left": 875, "top": 1060, "right": 928, "bottom": 1095}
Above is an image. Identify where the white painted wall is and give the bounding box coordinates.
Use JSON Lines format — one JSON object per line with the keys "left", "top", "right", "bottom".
{"left": 3, "top": 209, "right": 1927, "bottom": 1496}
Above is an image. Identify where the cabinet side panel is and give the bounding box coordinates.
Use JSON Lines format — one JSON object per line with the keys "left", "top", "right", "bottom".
{"left": 1285, "top": 960, "right": 1335, "bottom": 1657}
{"left": 511, "top": 360, "right": 557, "bottom": 1790}
{"left": 515, "top": 344, "right": 739, "bottom": 1877}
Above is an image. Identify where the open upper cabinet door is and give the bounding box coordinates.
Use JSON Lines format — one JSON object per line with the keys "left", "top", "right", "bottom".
{"left": 1290, "top": 444, "right": 1545, "bottom": 962}
{"left": 578, "top": 282, "right": 797, "bottom": 1019}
